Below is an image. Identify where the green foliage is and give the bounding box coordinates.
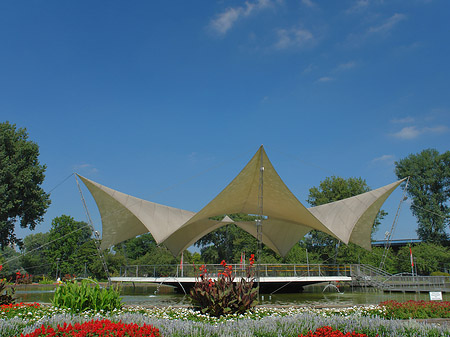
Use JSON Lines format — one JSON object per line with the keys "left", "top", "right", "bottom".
{"left": 38, "top": 276, "right": 54, "bottom": 284}
{"left": 0, "top": 121, "right": 51, "bottom": 248}
{"left": 306, "top": 176, "right": 386, "bottom": 263}
{"left": 46, "top": 215, "right": 92, "bottom": 276}
{"left": 0, "top": 246, "right": 22, "bottom": 275}
{"left": 190, "top": 258, "right": 258, "bottom": 317}
{"left": 195, "top": 220, "right": 281, "bottom": 264}
{"left": 0, "top": 279, "right": 14, "bottom": 305}
{"left": 396, "top": 243, "right": 450, "bottom": 275}
{"left": 20, "top": 232, "right": 50, "bottom": 276}
{"left": 395, "top": 149, "right": 450, "bottom": 243}
{"left": 430, "top": 271, "right": 450, "bottom": 277}
{"left": 52, "top": 279, "right": 122, "bottom": 313}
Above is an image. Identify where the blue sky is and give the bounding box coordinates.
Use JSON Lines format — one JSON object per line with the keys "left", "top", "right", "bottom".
{"left": 2, "top": 0, "right": 449, "bottom": 247}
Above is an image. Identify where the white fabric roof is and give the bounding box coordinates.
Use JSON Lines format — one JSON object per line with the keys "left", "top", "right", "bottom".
{"left": 78, "top": 146, "right": 404, "bottom": 256}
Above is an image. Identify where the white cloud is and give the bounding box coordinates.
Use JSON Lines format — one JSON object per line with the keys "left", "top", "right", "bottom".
{"left": 316, "top": 76, "right": 334, "bottom": 83}
{"left": 391, "top": 117, "right": 415, "bottom": 124}
{"left": 392, "top": 126, "right": 421, "bottom": 139}
{"left": 334, "top": 61, "right": 357, "bottom": 72}
{"left": 301, "top": 0, "right": 316, "bottom": 8}
{"left": 346, "top": 0, "right": 370, "bottom": 14}
{"left": 391, "top": 125, "right": 448, "bottom": 139}
{"left": 372, "top": 154, "right": 395, "bottom": 163}
{"left": 423, "top": 125, "right": 449, "bottom": 134}
{"left": 209, "top": 0, "right": 272, "bottom": 35}
{"left": 73, "top": 163, "right": 99, "bottom": 175}
{"left": 274, "top": 27, "right": 314, "bottom": 49}
{"left": 368, "top": 13, "right": 406, "bottom": 35}
{"left": 303, "top": 63, "right": 317, "bottom": 74}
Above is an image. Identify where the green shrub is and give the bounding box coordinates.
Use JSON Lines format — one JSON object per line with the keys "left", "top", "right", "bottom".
{"left": 0, "top": 279, "right": 14, "bottom": 305}
{"left": 430, "top": 271, "right": 450, "bottom": 277}
{"left": 38, "top": 276, "right": 54, "bottom": 284}
{"left": 52, "top": 279, "right": 122, "bottom": 313}
{"left": 190, "top": 255, "right": 258, "bottom": 317}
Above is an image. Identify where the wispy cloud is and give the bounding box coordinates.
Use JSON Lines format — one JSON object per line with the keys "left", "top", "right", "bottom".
{"left": 391, "top": 125, "right": 448, "bottom": 140}
{"left": 303, "top": 63, "right": 317, "bottom": 74}
{"left": 391, "top": 116, "right": 415, "bottom": 124}
{"left": 345, "top": 0, "right": 370, "bottom": 14}
{"left": 316, "top": 76, "right": 334, "bottom": 83}
{"left": 368, "top": 13, "right": 406, "bottom": 35}
{"left": 372, "top": 154, "right": 395, "bottom": 164}
{"left": 209, "top": 0, "right": 273, "bottom": 36}
{"left": 73, "top": 163, "right": 99, "bottom": 175}
{"left": 301, "top": 0, "right": 316, "bottom": 8}
{"left": 334, "top": 61, "right": 357, "bottom": 72}
{"left": 274, "top": 27, "right": 314, "bottom": 50}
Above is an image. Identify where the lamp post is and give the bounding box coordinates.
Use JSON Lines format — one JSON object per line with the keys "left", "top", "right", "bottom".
{"left": 56, "top": 258, "right": 60, "bottom": 281}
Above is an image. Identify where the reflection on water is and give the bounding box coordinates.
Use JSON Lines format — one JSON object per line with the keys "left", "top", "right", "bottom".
{"left": 13, "top": 284, "right": 450, "bottom": 307}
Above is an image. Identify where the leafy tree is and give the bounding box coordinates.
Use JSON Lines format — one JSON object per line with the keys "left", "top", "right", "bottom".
{"left": 306, "top": 176, "right": 387, "bottom": 263}
{"left": 0, "top": 246, "right": 23, "bottom": 275}
{"left": 0, "top": 122, "right": 51, "bottom": 248}
{"left": 20, "top": 232, "right": 50, "bottom": 276}
{"left": 396, "top": 243, "right": 450, "bottom": 275}
{"left": 119, "top": 233, "right": 158, "bottom": 262}
{"left": 89, "top": 250, "right": 127, "bottom": 280}
{"left": 195, "top": 214, "right": 281, "bottom": 264}
{"left": 46, "top": 215, "right": 92, "bottom": 277}
{"left": 282, "top": 241, "right": 322, "bottom": 264}
{"left": 395, "top": 149, "right": 450, "bottom": 243}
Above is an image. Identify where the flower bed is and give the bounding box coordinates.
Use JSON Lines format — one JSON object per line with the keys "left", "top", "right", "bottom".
{"left": 20, "top": 319, "right": 160, "bottom": 337}
{"left": 379, "top": 300, "right": 450, "bottom": 319}
{"left": 299, "top": 326, "right": 371, "bottom": 337}
{"left": 1, "top": 303, "right": 449, "bottom": 337}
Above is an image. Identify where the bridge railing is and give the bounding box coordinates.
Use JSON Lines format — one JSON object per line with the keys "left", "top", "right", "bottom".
{"left": 118, "top": 263, "right": 353, "bottom": 278}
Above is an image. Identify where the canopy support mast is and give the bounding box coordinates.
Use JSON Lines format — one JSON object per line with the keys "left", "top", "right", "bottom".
{"left": 75, "top": 175, "right": 112, "bottom": 287}
{"left": 379, "top": 176, "right": 410, "bottom": 270}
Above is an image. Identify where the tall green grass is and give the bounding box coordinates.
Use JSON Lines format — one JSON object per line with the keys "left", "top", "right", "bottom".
{"left": 52, "top": 279, "right": 122, "bottom": 313}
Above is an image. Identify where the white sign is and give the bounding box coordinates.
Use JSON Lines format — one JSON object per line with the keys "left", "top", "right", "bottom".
{"left": 429, "top": 291, "right": 443, "bottom": 301}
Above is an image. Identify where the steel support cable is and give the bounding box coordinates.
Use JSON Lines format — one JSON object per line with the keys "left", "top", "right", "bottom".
{"left": 75, "top": 148, "right": 256, "bottom": 231}
{"left": 2, "top": 223, "right": 91, "bottom": 266}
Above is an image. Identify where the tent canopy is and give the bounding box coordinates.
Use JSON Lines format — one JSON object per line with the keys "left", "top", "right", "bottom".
{"left": 78, "top": 146, "right": 405, "bottom": 256}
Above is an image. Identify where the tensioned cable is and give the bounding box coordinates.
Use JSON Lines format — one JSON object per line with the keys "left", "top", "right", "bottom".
{"left": 2, "top": 149, "right": 256, "bottom": 268}
{"left": 2, "top": 223, "right": 91, "bottom": 266}
{"left": 410, "top": 204, "right": 450, "bottom": 220}
{"left": 78, "top": 148, "right": 256, "bottom": 226}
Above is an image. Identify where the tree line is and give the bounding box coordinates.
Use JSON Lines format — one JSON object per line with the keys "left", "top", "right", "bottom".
{"left": 1, "top": 121, "right": 450, "bottom": 280}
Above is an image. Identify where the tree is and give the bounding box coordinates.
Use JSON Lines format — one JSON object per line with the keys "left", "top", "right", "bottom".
{"left": 306, "top": 176, "right": 386, "bottom": 262}
{"left": 395, "top": 243, "right": 450, "bottom": 275}
{"left": 195, "top": 214, "right": 281, "bottom": 264}
{"left": 395, "top": 149, "right": 450, "bottom": 243}
{"left": 20, "top": 232, "right": 50, "bottom": 276}
{"left": 0, "top": 122, "right": 51, "bottom": 248}
{"left": 46, "top": 215, "right": 92, "bottom": 277}
{"left": 119, "top": 233, "right": 158, "bottom": 262}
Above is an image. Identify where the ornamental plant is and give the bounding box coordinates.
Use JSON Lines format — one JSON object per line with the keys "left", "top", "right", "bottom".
{"left": 379, "top": 300, "right": 450, "bottom": 319}
{"left": 52, "top": 279, "right": 122, "bottom": 313}
{"left": 20, "top": 319, "right": 161, "bottom": 337}
{"left": 299, "top": 326, "right": 372, "bottom": 337}
{"left": 0, "top": 265, "right": 15, "bottom": 305}
{"left": 190, "top": 254, "right": 258, "bottom": 317}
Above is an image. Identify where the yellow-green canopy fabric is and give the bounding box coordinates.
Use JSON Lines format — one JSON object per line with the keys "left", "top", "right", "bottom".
{"left": 78, "top": 146, "right": 404, "bottom": 256}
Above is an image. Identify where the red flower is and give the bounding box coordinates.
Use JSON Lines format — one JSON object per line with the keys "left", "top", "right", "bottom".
{"left": 21, "top": 319, "right": 160, "bottom": 337}
{"left": 249, "top": 254, "right": 255, "bottom": 266}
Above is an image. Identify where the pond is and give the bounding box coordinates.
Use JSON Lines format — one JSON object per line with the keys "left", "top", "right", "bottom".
{"left": 13, "top": 283, "right": 450, "bottom": 307}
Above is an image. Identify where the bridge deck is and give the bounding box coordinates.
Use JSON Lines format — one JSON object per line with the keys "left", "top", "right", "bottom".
{"left": 113, "top": 263, "right": 354, "bottom": 293}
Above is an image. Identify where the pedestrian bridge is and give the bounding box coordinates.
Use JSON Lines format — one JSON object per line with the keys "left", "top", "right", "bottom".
{"left": 111, "top": 263, "right": 353, "bottom": 293}
{"left": 111, "top": 263, "right": 450, "bottom": 294}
